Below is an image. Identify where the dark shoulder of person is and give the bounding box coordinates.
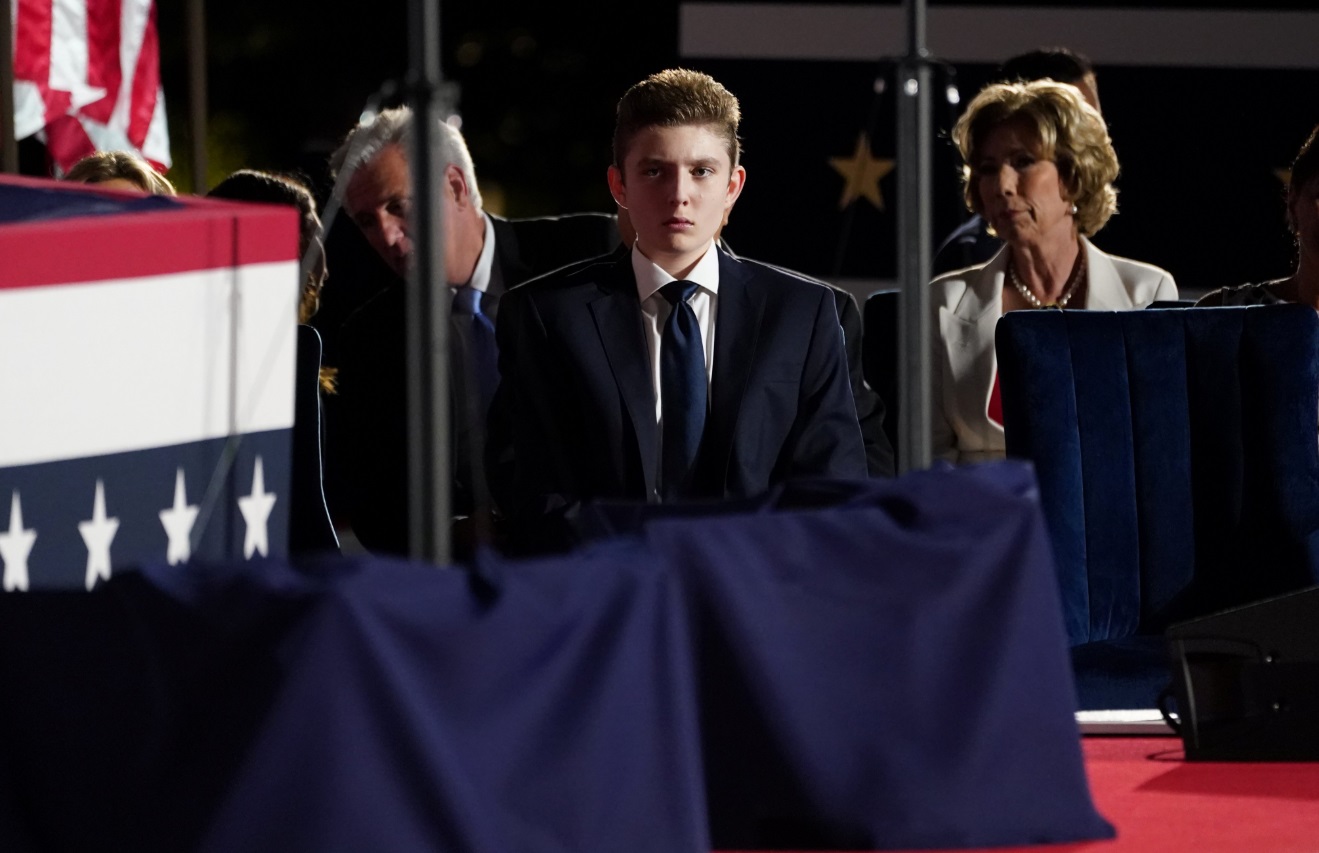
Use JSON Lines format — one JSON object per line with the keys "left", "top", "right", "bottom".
{"left": 506, "top": 248, "right": 621, "bottom": 298}
{"left": 931, "top": 215, "right": 1001, "bottom": 278}
{"left": 522, "top": 242, "right": 628, "bottom": 286}
{"left": 732, "top": 254, "right": 838, "bottom": 297}
{"left": 1194, "top": 281, "right": 1287, "bottom": 307}
{"left": 505, "top": 212, "right": 620, "bottom": 277}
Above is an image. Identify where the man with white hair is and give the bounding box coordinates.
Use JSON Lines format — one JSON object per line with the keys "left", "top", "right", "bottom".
{"left": 329, "top": 106, "right": 617, "bottom": 557}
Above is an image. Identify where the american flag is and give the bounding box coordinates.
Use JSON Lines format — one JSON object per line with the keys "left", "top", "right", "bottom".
{"left": 11, "top": 0, "right": 170, "bottom": 174}
{"left": 0, "top": 176, "right": 299, "bottom": 590}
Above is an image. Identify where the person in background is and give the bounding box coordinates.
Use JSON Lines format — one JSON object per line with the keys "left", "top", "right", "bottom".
{"left": 930, "top": 80, "right": 1177, "bottom": 463}
{"left": 932, "top": 47, "right": 1100, "bottom": 276}
{"left": 207, "top": 169, "right": 339, "bottom": 553}
{"left": 64, "top": 150, "right": 176, "bottom": 195}
{"left": 328, "top": 106, "right": 618, "bottom": 557}
{"left": 209, "top": 169, "right": 330, "bottom": 335}
{"left": 1197, "top": 123, "right": 1319, "bottom": 308}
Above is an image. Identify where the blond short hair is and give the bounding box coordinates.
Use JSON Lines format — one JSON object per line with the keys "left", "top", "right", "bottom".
{"left": 953, "top": 80, "right": 1117, "bottom": 237}
{"left": 613, "top": 68, "right": 742, "bottom": 170}
{"left": 64, "top": 150, "right": 176, "bottom": 195}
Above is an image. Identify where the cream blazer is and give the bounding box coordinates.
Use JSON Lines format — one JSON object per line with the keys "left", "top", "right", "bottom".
{"left": 930, "top": 237, "right": 1178, "bottom": 463}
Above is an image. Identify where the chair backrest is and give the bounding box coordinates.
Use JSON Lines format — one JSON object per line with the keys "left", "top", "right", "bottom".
{"left": 861, "top": 289, "right": 900, "bottom": 453}
{"left": 996, "top": 305, "right": 1319, "bottom": 646}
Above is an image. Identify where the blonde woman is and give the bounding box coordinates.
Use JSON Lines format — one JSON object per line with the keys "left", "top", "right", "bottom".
{"left": 931, "top": 80, "right": 1177, "bottom": 462}
{"left": 64, "top": 150, "right": 176, "bottom": 195}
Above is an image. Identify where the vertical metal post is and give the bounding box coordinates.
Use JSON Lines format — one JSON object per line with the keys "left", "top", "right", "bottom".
{"left": 186, "top": 0, "right": 207, "bottom": 191}
{"left": 405, "top": 0, "right": 451, "bottom": 564}
{"left": 1, "top": 0, "right": 18, "bottom": 173}
{"left": 896, "top": 0, "right": 933, "bottom": 472}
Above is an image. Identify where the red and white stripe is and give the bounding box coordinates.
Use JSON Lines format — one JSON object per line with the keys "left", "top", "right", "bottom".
{"left": 0, "top": 177, "right": 299, "bottom": 468}
{"left": 12, "top": 0, "right": 170, "bottom": 174}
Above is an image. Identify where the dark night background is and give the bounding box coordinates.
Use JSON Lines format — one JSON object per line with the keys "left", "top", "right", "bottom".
{"left": 96, "top": 0, "right": 1319, "bottom": 296}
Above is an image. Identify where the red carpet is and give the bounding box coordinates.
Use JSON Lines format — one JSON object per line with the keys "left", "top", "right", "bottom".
{"left": 1061, "top": 736, "right": 1319, "bottom": 851}
{"left": 728, "top": 735, "right": 1319, "bottom": 852}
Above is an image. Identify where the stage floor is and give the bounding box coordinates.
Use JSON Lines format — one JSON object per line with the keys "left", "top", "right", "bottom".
{"left": 847, "top": 735, "right": 1319, "bottom": 853}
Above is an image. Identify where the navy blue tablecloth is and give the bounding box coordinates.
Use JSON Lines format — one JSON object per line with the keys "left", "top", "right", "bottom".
{"left": 0, "top": 462, "right": 1111, "bottom": 852}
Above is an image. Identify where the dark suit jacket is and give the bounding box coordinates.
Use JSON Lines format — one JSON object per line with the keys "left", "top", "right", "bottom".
{"left": 330, "top": 212, "right": 618, "bottom": 555}
{"left": 555, "top": 244, "right": 895, "bottom": 477}
{"left": 490, "top": 248, "right": 867, "bottom": 522}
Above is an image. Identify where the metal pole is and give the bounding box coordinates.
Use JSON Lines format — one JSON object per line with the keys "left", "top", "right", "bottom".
{"left": 186, "top": 0, "right": 207, "bottom": 191}
{"left": 1, "top": 0, "right": 18, "bottom": 173}
{"left": 896, "top": 0, "right": 933, "bottom": 472}
{"left": 405, "top": 0, "right": 451, "bottom": 564}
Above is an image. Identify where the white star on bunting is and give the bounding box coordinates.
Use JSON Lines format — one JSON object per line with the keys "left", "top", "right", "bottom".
{"left": 159, "top": 468, "right": 199, "bottom": 565}
{"left": 79, "top": 479, "right": 119, "bottom": 591}
{"left": 0, "top": 491, "right": 38, "bottom": 593}
{"left": 238, "top": 456, "right": 277, "bottom": 559}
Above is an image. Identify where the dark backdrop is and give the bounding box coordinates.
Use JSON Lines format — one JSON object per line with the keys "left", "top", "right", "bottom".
{"left": 75, "top": 0, "right": 1315, "bottom": 295}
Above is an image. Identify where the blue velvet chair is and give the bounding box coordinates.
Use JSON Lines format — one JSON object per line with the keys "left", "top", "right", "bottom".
{"left": 995, "top": 305, "right": 1319, "bottom": 709}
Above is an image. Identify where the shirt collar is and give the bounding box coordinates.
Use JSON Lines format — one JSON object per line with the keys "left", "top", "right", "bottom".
{"left": 632, "top": 240, "right": 721, "bottom": 302}
{"left": 462, "top": 213, "right": 496, "bottom": 293}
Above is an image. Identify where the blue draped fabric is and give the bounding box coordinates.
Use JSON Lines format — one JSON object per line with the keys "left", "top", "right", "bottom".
{"left": 185, "top": 548, "right": 709, "bottom": 853}
{"left": 0, "top": 181, "right": 179, "bottom": 224}
{"left": 646, "top": 464, "right": 1110, "bottom": 849}
{"left": 0, "top": 463, "right": 1111, "bottom": 851}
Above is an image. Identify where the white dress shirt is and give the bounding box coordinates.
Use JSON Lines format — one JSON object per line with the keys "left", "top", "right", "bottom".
{"left": 633, "top": 241, "right": 719, "bottom": 424}
{"left": 459, "top": 213, "right": 497, "bottom": 293}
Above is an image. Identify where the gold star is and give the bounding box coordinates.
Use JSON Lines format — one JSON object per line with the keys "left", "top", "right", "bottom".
{"left": 829, "top": 133, "right": 896, "bottom": 211}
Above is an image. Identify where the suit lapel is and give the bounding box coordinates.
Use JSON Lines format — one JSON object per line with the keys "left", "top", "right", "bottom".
{"left": 704, "top": 252, "right": 766, "bottom": 494}
{"left": 1081, "top": 238, "right": 1137, "bottom": 310}
{"left": 490, "top": 215, "right": 529, "bottom": 289}
{"left": 587, "top": 258, "right": 661, "bottom": 497}
{"left": 941, "top": 250, "right": 1007, "bottom": 434}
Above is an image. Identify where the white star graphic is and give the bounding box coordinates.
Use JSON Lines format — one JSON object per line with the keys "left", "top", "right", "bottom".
{"left": 0, "top": 491, "right": 37, "bottom": 593}
{"left": 238, "top": 456, "right": 277, "bottom": 559}
{"left": 159, "top": 468, "right": 199, "bottom": 565}
{"left": 79, "top": 479, "right": 119, "bottom": 591}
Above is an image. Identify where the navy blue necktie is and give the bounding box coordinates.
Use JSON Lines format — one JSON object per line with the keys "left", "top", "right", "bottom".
{"left": 451, "top": 286, "right": 499, "bottom": 416}
{"left": 659, "top": 280, "right": 707, "bottom": 501}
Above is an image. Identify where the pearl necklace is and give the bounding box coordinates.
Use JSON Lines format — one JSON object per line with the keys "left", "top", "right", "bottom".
{"left": 1009, "top": 251, "right": 1086, "bottom": 309}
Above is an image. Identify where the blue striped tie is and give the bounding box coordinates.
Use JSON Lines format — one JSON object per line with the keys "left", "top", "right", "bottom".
{"left": 659, "top": 280, "right": 707, "bottom": 501}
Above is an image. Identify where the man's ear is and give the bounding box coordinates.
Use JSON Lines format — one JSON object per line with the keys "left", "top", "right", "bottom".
{"left": 445, "top": 163, "right": 471, "bottom": 208}
{"left": 724, "top": 165, "right": 746, "bottom": 210}
{"left": 607, "top": 165, "right": 627, "bottom": 210}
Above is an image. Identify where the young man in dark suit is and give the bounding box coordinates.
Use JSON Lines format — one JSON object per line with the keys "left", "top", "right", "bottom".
{"left": 491, "top": 69, "right": 866, "bottom": 528}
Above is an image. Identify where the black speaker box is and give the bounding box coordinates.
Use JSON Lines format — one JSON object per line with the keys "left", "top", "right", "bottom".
{"left": 1165, "top": 585, "right": 1319, "bottom": 761}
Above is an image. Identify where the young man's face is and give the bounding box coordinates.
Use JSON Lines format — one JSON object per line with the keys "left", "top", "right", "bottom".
{"left": 608, "top": 123, "right": 745, "bottom": 278}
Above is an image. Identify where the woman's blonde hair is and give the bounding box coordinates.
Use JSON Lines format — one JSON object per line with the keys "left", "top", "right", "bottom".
{"left": 64, "top": 150, "right": 176, "bottom": 195}
{"left": 952, "top": 80, "right": 1118, "bottom": 237}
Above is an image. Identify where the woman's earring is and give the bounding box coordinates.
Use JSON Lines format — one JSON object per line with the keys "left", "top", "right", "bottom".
{"left": 1070, "top": 203, "right": 1079, "bottom": 215}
